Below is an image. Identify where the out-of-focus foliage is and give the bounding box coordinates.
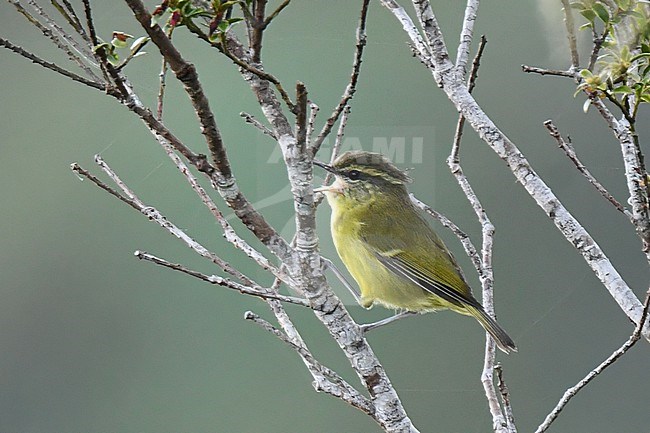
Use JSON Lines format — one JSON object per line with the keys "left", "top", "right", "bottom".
{"left": 572, "top": 0, "right": 650, "bottom": 119}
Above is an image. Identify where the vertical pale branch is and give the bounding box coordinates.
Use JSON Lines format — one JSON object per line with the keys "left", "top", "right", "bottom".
{"left": 448, "top": 35, "right": 515, "bottom": 433}
{"left": 560, "top": 0, "right": 579, "bottom": 69}
{"left": 593, "top": 96, "right": 650, "bottom": 253}
{"left": 455, "top": 0, "right": 479, "bottom": 77}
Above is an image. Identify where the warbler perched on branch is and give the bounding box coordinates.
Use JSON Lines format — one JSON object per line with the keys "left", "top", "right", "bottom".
{"left": 314, "top": 151, "right": 517, "bottom": 354}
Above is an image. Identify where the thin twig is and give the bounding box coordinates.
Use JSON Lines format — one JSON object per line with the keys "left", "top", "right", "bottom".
{"left": 135, "top": 251, "right": 310, "bottom": 307}
{"left": 156, "top": 28, "right": 173, "bottom": 120}
{"left": 451, "top": 35, "right": 486, "bottom": 159}
{"left": 218, "top": 33, "right": 296, "bottom": 111}
{"left": 28, "top": 0, "right": 96, "bottom": 63}
{"left": 314, "top": 105, "right": 351, "bottom": 208}
{"left": 157, "top": 55, "right": 168, "bottom": 120}
{"left": 560, "top": 0, "right": 579, "bottom": 70}
{"left": 155, "top": 130, "right": 298, "bottom": 288}
{"left": 263, "top": 0, "right": 291, "bottom": 27}
{"left": 543, "top": 120, "right": 628, "bottom": 216}
{"left": 521, "top": 65, "right": 576, "bottom": 77}
{"left": 328, "top": 106, "right": 351, "bottom": 180}
{"left": 81, "top": 0, "right": 112, "bottom": 84}
{"left": 244, "top": 311, "right": 374, "bottom": 416}
{"left": 240, "top": 111, "right": 277, "bottom": 139}
{"left": 311, "top": 0, "right": 370, "bottom": 156}
{"left": 81, "top": 0, "right": 98, "bottom": 45}
{"left": 0, "top": 37, "right": 109, "bottom": 93}
{"left": 240, "top": 112, "right": 277, "bottom": 139}
{"left": 306, "top": 101, "right": 319, "bottom": 144}
{"left": 115, "top": 37, "right": 149, "bottom": 71}
{"left": 585, "top": 91, "right": 650, "bottom": 258}
{"left": 70, "top": 162, "right": 139, "bottom": 208}
{"left": 495, "top": 365, "right": 516, "bottom": 428}
{"left": 588, "top": 28, "right": 607, "bottom": 72}
{"left": 296, "top": 81, "right": 308, "bottom": 154}
{"left": 72, "top": 157, "right": 256, "bottom": 286}
{"left": 535, "top": 287, "right": 650, "bottom": 433}
{"left": 52, "top": 0, "right": 88, "bottom": 41}
{"left": 10, "top": 0, "right": 99, "bottom": 79}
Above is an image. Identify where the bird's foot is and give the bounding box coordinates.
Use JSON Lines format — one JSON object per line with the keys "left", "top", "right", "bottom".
{"left": 360, "top": 311, "right": 418, "bottom": 333}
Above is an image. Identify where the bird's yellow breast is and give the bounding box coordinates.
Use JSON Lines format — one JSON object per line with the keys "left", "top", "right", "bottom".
{"left": 329, "top": 198, "right": 451, "bottom": 312}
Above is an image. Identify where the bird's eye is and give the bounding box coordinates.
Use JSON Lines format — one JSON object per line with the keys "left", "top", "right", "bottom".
{"left": 347, "top": 169, "right": 361, "bottom": 180}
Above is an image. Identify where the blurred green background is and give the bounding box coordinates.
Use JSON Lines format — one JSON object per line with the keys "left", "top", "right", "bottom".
{"left": 1, "top": 1, "right": 649, "bottom": 432}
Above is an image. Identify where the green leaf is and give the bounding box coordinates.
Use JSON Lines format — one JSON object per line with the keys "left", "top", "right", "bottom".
{"left": 611, "top": 84, "right": 633, "bottom": 93}
{"left": 580, "top": 8, "right": 597, "bottom": 22}
{"left": 580, "top": 69, "right": 594, "bottom": 79}
{"left": 642, "top": 63, "right": 650, "bottom": 77}
{"left": 583, "top": 98, "right": 592, "bottom": 113}
{"left": 592, "top": 2, "right": 610, "bottom": 23}
{"left": 92, "top": 42, "right": 111, "bottom": 54}
{"left": 219, "top": 1, "right": 239, "bottom": 9}
{"left": 631, "top": 52, "right": 650, "bottom": 62}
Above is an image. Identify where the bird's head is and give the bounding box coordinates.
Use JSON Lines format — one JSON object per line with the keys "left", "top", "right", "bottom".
{"left": 314, "top": 151, "right": 411, "bottom": 206}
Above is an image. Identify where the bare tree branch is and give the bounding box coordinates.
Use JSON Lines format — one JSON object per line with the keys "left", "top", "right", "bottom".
{"left": 51, "top": 0, "right": 88, "bottom": 42}
{"left": 244, "top": 310, "right": 375, "bottom": 415}
{"left": 447, "top": 34, "right": 514, "bottom": 432}
{"left": 311, "top": 0, "right": 370, "bottom": 156}
{"left": 0, "top": 37, "right": 108, "bottom": 92}
{"left": 455, "top": 0, "right": 479, "bottom": 77}
{"left": 10, "top": 0, "right": 99, "bottom": 78}
{"left": 155, "top": 129, "right": 297, "bottom": 289}
{"left": 521, "top": 65, "right": 576, "bottom": 77}
{"left": 584, "top": 92, "right": 650, "bottom": 256}
{"left": 263, "top": 0, "right": 291, "bottom": 27}
{"left": 240, "top": 111, "right": 277, "bottom": 139}
{"left": 124, "top": 0, "right": 293, "bottom": 262}
{"left": 495, "top": 365, "right": 516, "bottom": 428}
{"left": 71, "top": 157, "right": 255, "bottom": 287}
{"left": 560, "top": 0, "right": 579, "bottom": 70}
{"left": 543, "top": 120, "right": 628, "bottom": 215}
{"left": 535, "top": 287, "right": 650, "bottom": 433}
{"left": 135, "top": 251, "right": 309, "bottom": 307}
{"left": 27, "top": 0, "right": 97, "bottom": 68}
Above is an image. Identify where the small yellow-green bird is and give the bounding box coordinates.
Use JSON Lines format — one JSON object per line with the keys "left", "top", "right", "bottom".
{"left": 315, "top": 151, "right": 516, "bottom": 353}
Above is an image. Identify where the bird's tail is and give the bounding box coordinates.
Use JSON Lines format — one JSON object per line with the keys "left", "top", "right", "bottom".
{"left": 467, "top": 305, "right": 517, "bottom": 354}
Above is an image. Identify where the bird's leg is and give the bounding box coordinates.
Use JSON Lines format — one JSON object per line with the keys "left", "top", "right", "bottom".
{"left": 360, "top": 311, "right": 418, "bottom": 333}
{"left": 321, "top": 257, "right": 361, "bottom": 303}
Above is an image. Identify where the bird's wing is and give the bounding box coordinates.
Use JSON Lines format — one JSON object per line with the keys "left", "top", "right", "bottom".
{"left": 361, "top": 229, "right": 481, "bottom": 309}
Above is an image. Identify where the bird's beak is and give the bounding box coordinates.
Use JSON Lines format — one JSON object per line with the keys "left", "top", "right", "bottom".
{"left": 313, "top": 160, "right": 344, "bottom": 195}
{"left": 313, "top": 159, "right": 335, "bottom": 173}
{"left": 314, "top": 183, "right": 344, "bottom": 194}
